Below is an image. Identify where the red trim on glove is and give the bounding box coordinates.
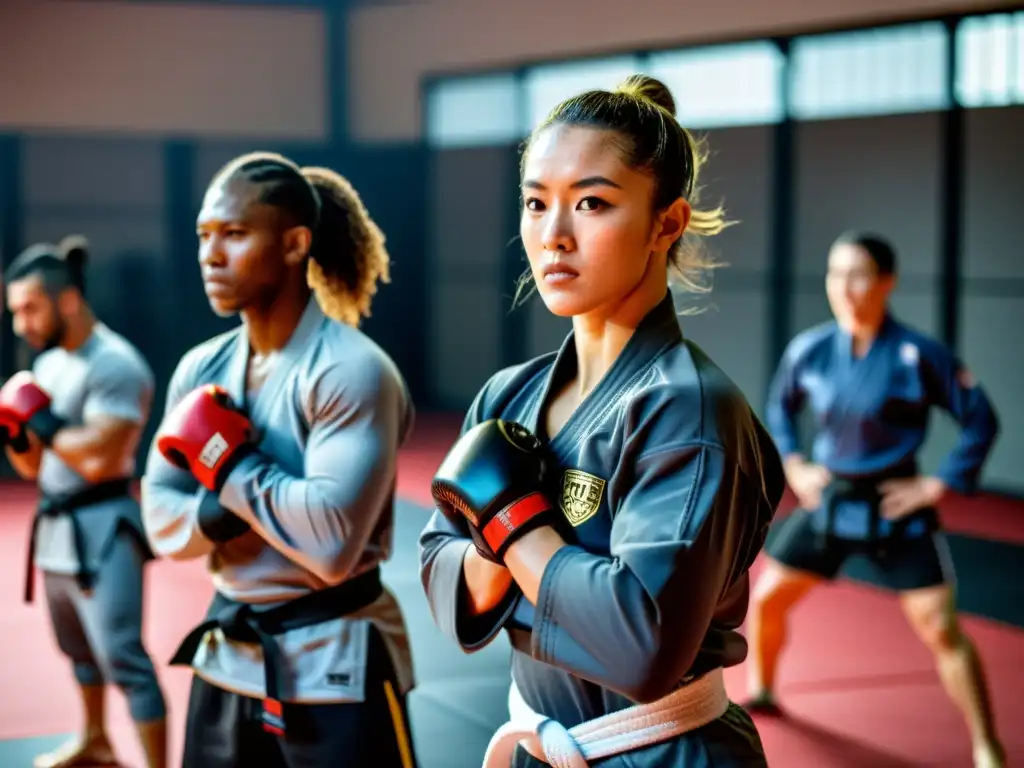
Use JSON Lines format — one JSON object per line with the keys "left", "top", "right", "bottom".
{"left": 481, "top": 492, "right": 552, "bottom": 554}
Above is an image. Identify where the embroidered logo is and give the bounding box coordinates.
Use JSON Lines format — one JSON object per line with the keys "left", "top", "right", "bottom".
{"left": 899, "top": 342, "right": 919, "bottom": 366}
{"left": 559, "top": 470, "right": 606, "bottom": 527}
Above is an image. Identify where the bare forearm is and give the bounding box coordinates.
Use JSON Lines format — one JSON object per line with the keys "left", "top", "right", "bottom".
{"left": 461, "top": 546, "right": 514, "bottom": 615}
{"left": 503, "top": 526, "right": 568, "bottom": 606}
{"left": 51, "top": 425, "right": 134, "bottom": 482}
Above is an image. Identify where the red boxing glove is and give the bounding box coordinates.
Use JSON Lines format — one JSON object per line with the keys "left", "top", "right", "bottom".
{"left": 0, "top": 372, "right": 64, "bottom": 449}
{"left": 156, "top": 385, "right": 255, "bottom": 492}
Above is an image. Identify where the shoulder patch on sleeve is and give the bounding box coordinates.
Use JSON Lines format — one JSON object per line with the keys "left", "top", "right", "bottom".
{"left": 559, "top": 469, "right": 607, "bottom": 527}
{"left": 899, "top": 342, "right": 920, "bottom": 366}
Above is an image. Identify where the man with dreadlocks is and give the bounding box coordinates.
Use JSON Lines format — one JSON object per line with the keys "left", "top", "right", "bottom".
{"left": 140, "top": 152, "right": 416, "bottom": 768}
{"left": 2, "top": 236, "right": 167, "bottom": 768}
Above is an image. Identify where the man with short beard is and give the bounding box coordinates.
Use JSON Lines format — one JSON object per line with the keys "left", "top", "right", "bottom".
{"left": 1, "top": 235, "right": 167, "bottom": 768}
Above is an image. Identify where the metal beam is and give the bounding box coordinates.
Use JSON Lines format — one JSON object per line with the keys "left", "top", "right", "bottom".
{"left": 0, "top": 134, "right": 23, "bottom": 381}
{"left": 939, "top": 17, "right": 965, "bottom": 351}
{"left": 768, "top": 39, "right": 796, "bottom": 389}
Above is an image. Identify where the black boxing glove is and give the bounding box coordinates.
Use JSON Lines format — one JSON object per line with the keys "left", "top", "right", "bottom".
{"left": 431, "top": 419, "right": 556, "bottom": 564}
{"left": 196, "top": 490, "right": 252, "bottom": 544}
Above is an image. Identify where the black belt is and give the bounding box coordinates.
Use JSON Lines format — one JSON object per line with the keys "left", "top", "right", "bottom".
{"left": 26, "top": 478, "right": 133, "bottom": 603}
{"left": 169, "top": 566, "right": 384, "bottom": 738}
{"left": 819, "top": 463, "right": 920, "bottom": 552}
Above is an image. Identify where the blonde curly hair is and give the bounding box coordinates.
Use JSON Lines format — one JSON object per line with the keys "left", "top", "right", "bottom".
{"left": 300, "top": 166, "right": 391, "bottom": 327}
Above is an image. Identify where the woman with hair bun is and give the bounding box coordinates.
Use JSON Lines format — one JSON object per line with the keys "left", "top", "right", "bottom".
{"left": 420, "top": 74, "right": 785, "bottom": 767}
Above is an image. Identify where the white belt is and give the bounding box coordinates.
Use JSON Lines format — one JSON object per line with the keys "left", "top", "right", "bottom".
{"left": 481, "top": 668, "right": 730, "bottom": 767}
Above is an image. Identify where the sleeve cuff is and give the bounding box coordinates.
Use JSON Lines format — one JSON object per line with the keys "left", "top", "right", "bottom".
{"left": 217, "top": 451, "right": 265, "bottom": 520}
{"left": 430, "top": 538, "right": 471, "bottom": 641}
{"left": 147, "top": 486, "right": 209, "bottom": 557}
{"left": 456, "top": 588, "right": 518, "bottom": 652}
{"left": 936, "top": 467, "right": 975, "bottom": 496}
{"left": 429, "top": 539, "right": 518, "bottom": 652}
{"left": 530, "top": 545, "right": 576, "bottom": 664}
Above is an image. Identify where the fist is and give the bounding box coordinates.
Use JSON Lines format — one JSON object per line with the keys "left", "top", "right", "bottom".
{"left": 0, "top": 372, "right": 63, "bottom": 449}
{"left": 0, "top": 423, "right": 28, "bottom": 453}
{"left": 786, "top": 460, "right": 832, "bottom": 511}
{"left": 156, "top": 385, "right": 255, "bottom": 492}
{"left": 431, "top": 419, "right": 555, "bottom": 563}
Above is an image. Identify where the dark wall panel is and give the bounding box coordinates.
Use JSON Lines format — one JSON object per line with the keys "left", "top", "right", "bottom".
{"left": 677, "top": 125, "right": 774, "bottom": 416}
{"left": 428, "top": 146, "right": 515, "bottom": 408}
{"left": 18, "top": 135, "right": 168, "bottom": 469}
{"left": 20, "top": 136, "right": 168, "bottom": 365}
{"left": 959, "top": 107, "right": 1024, "bottom": 491}
{"left": 793, "top": 114, "right": 944, "bottom": 283}
{"left": 342, "top": 144, "right": 429, "bottom": 402}
{"left": 683, "top": 292, "right": 771, "bottom": 417}
{"left": 0, "top": 135, "right": 22, "bottom": 477}
{"left": 962, "top": 107, "right": 1024, "bottom": 283}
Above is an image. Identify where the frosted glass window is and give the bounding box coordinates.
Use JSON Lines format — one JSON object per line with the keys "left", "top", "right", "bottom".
{"left": 523, "top": 56, "right": 641, "bottom": 132}
{"left": 426, "top": 73, "right": 520, "bottom": 148}
{"left": 791, "top": 23, "right": 950, "bottom": 119}
{"left": 956, "top": 13, "right": 1024, "bottom": 107}
{"left": 647, "top": 41, "right": 785, "bottom": 128}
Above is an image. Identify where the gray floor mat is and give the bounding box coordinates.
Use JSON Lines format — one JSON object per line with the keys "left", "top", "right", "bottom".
{"left": 384, "top": 502, "right": 512, "bottom": 766}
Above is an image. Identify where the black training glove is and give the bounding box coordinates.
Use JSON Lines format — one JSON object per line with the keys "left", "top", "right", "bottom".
{"left": 431, "top": 419, "right": 556, "bottom": 564}
{"left": 196, "top": 490, "right": 252, "bottom": 544}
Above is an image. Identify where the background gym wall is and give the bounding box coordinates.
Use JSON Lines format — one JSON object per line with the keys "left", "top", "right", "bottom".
{"left": 0, "top": 0, "right": 1021, "bottom": 494}
{"left": 386, "top": 6, "right": 1024, "bottom": 492}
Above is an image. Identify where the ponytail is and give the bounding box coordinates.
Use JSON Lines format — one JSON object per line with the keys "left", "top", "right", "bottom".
{"left": 301, "top": 166, "right": 391, "bottom": 327}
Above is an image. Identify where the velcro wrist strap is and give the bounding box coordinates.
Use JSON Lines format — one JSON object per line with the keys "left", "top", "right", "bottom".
{"left": 27, "top": 408, "right": 65, "bottom": 446}
{"left": 481, "top": 492, "right": 553, "bottom": 557}
{"left": 196, "top": 489, "right": 252, "bottom": 543}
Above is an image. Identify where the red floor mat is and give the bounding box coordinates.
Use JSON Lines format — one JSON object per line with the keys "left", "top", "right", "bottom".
{"left": 725, "top": 563, "right": 1022, "bottom": 766}
{"left": 0, "top": 485, "right": 208, "bottom": 767}
{"left": 1, "top": 416, "right": 1021, "bottom": 767}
